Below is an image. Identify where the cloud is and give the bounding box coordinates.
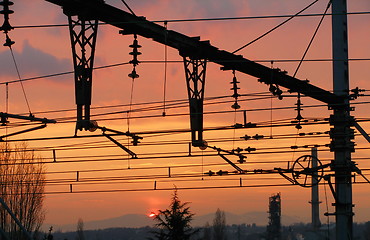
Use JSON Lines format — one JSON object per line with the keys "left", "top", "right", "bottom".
{"left": 106, "top": 0, "right": 244, "bottom": 19}
{"left": 0, "top": 40, "right": 71, "bottom": 79}
{"left": 187, "top": 0, "right": 246, "bottom": 18}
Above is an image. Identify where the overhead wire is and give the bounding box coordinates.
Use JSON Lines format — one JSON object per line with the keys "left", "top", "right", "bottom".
{"left": 7, "top": 42, "right": 32, "bottom": 115}
{"left": 232, "top": 0, "right": 320, "bottom": 53}
{"left": 162, "top": 21, "right": 168, "bottom": 116}
{"left": 1, "top": 58, "right": 370, "bottom": 86}
{"left": 6, "top": 98, "right": 370, "bottom": 132}
{"left": 11, "top": 12, "right": 370, "bottom": 29}
{"left": 3, "top": 180, "right": 369, "bottom": 195}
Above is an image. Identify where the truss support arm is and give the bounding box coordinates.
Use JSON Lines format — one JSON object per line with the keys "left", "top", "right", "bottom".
{"left": 183, "top": 57, "right": 206, "bottom": 147}
{"left": 65, "top": 7, "right": 99, "bottom": 132}
{"left": 44, "top": 0, "right": 343, "bottom": 106}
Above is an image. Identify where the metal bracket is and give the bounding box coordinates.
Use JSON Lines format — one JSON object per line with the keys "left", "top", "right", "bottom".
{"left": 67, "top": 14, "right": 98, "bottom": 133}
{"left": 98, "top": 125, "right": 143, "bottom": 146}
{"left": 103, "top": 133, "right": 137, "bottom": 159}
{"left": 0, "top": 113, "right": 56, "bottom": 140}
{"left": 353, "top": 121, "right": 370, "bottom": 143}
{"left": 218, "top": 153, "right": 245, "bottom": 174}
{"left": 0, "top": 124, "right": 46, "bottom": 141}
{"left": 207, "top": 145, "right": 246, "bottom": 163}
{"left": 183, "top": 56, "right": 206, "bottom": 147}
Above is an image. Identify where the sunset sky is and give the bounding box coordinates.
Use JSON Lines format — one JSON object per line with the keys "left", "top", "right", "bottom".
{"left": 0, "top": 0, "right": 370, "bottom": 230}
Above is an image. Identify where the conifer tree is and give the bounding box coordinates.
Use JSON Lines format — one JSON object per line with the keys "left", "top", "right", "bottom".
{"left": 151, "top": 188, "right": 196, "bottom": 240}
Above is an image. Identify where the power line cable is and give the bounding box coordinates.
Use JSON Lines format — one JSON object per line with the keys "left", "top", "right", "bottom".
{"left": 7, "top": 43, "right": 32, "bottom": 114}
{"left": 293, "top": 0, "right": 332, "bottom": 78}
{"left": 120, "top": 0, "right": 136, "bottom": 16}
{"left": 1, "top": 58, "right": 370, "bottom": 86}
{"left": 233, "top": 0, "right": 320, "bottom": 53}
{"left": 11, "top": 11, "right": 370, "bottom": 29}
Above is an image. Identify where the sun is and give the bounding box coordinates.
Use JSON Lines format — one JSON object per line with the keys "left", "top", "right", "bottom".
{"left": 148, "top": 212, "right": 157, "bottom": 218}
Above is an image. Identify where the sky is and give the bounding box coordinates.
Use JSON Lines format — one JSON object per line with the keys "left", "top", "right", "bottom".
{"left": 0, "top": 0, "right": 370, "bottom": 231}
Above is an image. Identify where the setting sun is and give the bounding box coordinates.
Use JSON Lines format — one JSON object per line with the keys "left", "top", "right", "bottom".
{"left": 148, "top": 212, "right": 157, "bottom": 218}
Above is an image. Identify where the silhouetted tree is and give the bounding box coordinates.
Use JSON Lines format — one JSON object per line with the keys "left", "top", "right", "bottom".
{"left": 76, "top": 218, "right": 85, "bottom": 240}
{"left": 150, "top": 188, "right": 196, "bottom": 240}
{"left": 212, "top": 208, "right": 227, "bottom": 240}
{"left": 202, "top": 222, "right": 211, "bottom": 240}
{"left": 0, "top": 142, "right": 46, "bottom": 240}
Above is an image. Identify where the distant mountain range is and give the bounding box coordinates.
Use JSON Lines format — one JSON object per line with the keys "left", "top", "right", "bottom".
{"left": 50, "top": 212, "right": 303, "bottom": 232}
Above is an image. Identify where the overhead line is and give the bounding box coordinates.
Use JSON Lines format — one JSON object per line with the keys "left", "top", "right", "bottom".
{"left": 1, "top": 58, "right": 369, "bottom": 86}
{"left": 12, "top": 11, "right": 370, "bottom": 29}
{"left": 15, "top": 181, "right": 370, "bottom": 195}
{"left": 233, "top": 0, "right": 321, "bottom": 53}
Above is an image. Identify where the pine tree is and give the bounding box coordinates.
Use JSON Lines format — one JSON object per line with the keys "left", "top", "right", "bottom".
{"left": 151, "top": 188, "right": 196, "bottom": 240}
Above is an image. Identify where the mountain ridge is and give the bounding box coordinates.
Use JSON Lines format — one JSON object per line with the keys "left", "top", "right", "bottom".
{"left": 49, "top": 211, "right": 303, "bottom": 232}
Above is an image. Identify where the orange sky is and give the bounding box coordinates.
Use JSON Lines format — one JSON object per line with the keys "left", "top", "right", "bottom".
{"left": 0, "top": 0, "right": 370, "bottom": 230}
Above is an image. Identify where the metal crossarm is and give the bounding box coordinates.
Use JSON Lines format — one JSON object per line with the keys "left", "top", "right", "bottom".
{"left": 65, "top": 12, "right": 98, "bottom": 132}
{"left": 183, "top": 57, "right": 207, "bottom": 147}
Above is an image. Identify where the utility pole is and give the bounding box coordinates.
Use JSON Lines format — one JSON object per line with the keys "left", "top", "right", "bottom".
{"left": 310, "top": 148, "right": 321, "bottom": 231}
{"left": 331, "top": 0, "right": 354, "bottom": 239}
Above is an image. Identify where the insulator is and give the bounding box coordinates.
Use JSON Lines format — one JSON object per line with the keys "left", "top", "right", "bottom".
{"left": 231, "top": 101, "right": 240, "bottom": 110}
{"left": 295, "top": 112, "right": 303, "bottom": 121}
{"left": 0, "top": 0, "right": 14, "bottom": 12}
{"left": 129, "top": 49, "right": 142, "bottom": 56}
{"left": 128, "top": 36, "right": 141, "bottom": 68}
{"left": 245, "top": 147, "right": 256, "bottom": 153}
{"left": 0, "top": 0, "right": 14, "bottom": 33}
{"left": 0, "top": 8, "right": 13, "bottom": 15}
{"left": 129, "top": 58, "right": 140, "bottom": 66}
{"left": 217, "top": 170, "right": 228, "bottom": 176}
{"left": 132, "top": 135, "right": 143, "bottom": 146}
{"left": 129, "top": 39, "right": 141, "bottom": 49}
{"left": 238, "top": 156, "right": 246, "bottom": 164}
{"left": 0, "top": 18, "right": 12, "bottom": 33}
{"left": 3, "top": 33, "right": 14, "bottom": 47}
{"left": 128, "top": 68, "right": 139, "bottom": 79}
{"left": 252, "top": 134, "right": 264, "bottom": 140}
{"left": 241, "top": 135, "right": 251, "bottom": 140}
{"left": 233, "top": 147, "right": 243, "bottom": 153}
